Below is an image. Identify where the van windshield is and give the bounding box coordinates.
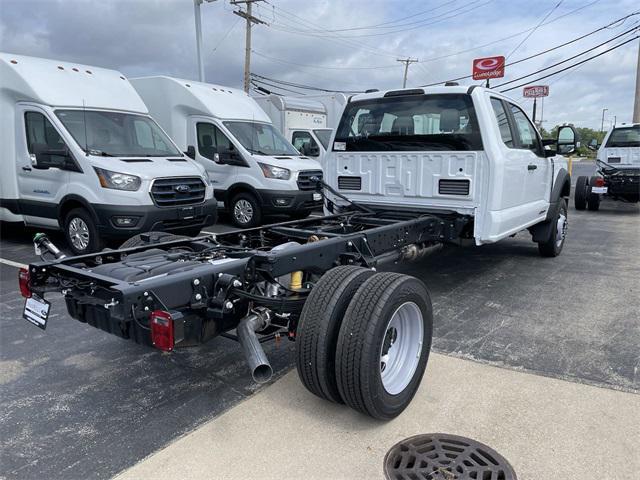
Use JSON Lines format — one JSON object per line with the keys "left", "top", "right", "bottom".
{"left": 314, "top": 129, "right": 332, "bottom": 149}
{"left": 605, "top": 126, "right": 640, "bottom": 148}
{"left": 334, "top": 93, "right": 482, "bottom": 151}
{"left": 55, "top": 110, "right": 181, "bottom": 157}
{"left": 223, "top": 121, "right": 300, "bottom": 156}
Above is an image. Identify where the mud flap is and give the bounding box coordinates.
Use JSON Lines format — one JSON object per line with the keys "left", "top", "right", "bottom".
{"left": 528, "top": 199, "right": 560, "bottom": 243}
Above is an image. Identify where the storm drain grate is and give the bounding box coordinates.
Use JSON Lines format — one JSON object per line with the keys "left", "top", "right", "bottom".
{"left": 383, "top": 433, "right": 517, "bottom": 480}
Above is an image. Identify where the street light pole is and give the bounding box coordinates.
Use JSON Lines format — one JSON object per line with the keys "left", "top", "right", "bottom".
{"left": 193, "top": 0, "right": 218, "bottom": 83}
{"left": 600, "top": 108, "right": 608, "bottom": 132}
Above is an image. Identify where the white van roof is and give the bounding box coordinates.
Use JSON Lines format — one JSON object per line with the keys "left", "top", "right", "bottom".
{"left": 131, "top": 76, "right": 270, "bottom": 122}
{"left": 0, "top": 52, "right": 147, "bottom": 112}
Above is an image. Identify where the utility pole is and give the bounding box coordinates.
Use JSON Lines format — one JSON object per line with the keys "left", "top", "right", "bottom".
{"left": 600, "top": 108, "right": 608, "bottom": 132}
{"left": 193, "top": 0, "right": 218, "bottom": 82}
{"left": 634, "top": 37, "right": 640, "bottom": 123}
{"left": 231, "top": 0, "right": 266, "bottom": 93}
{"left": 397, "top": 58, "right": 418, "bottom": 88}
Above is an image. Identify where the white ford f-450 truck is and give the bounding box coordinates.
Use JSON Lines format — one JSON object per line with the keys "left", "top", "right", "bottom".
{"left": 19, "top": 86, "right": 575, "bottom": 421}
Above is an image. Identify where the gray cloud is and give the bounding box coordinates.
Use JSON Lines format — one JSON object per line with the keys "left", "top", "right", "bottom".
{"left": 0, "top": 0, "right": 636, "bottom": 129}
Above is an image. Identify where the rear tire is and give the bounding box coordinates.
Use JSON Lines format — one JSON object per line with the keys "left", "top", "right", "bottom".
{"left": 574, "top": 176, "right": 588, "bottom": 210}
{"left": 538, "top": 199, "right": 568, "bottom": 257}
{"left": 230, "top": 192, "right": 262, "bottom": 228}
{"left": 336, "top": 273, "right": 433, "bottom": 420}
{"left": 119, "top": 232, "right": 190, "bottom": 249}
{"left": 64, "top": 208, "right": 103, "bottom": 255}
{"left": 587, "top": 188, "right": 601, "bottom": 211}
{"left": 296, "top": 266, "right": 375, "bottom": 403}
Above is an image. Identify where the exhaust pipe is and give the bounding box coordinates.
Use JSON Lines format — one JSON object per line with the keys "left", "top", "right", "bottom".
{"left": 237, "top": 310, "right": 273, "bottom": 384}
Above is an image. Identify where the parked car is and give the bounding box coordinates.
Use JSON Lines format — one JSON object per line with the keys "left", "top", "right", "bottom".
{"left": 576, "top": 124, "right": 640, "bottom": 210}
{"left": 131, "top": 77, "right": 324, "bottom": 228}
{"left": 0, "top": 53, "right": 215, "bottom": 254}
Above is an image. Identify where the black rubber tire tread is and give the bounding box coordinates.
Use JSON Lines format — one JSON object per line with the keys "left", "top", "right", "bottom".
{"left": 64, "top": 208, "right": 103, "bottom": 255}
{"left": 336, "top": 272, "right": 433, "bottom": 420}
{"left": 296, "top": 266, "right": 375, "bottom": 403}
{"left": 119, "top": 232, "right": 190, "bottom": 249}
{"left": 574, "top": 176, "right": 588, "bottom": 210}
{"left": 587, "top": 176, "right": 602, "bottom": 211}
{"left": 538, "top": 199, "right": 567, "bottom": 257}
{"left": 230, "top": 192, "right": 262, "bottom": 228}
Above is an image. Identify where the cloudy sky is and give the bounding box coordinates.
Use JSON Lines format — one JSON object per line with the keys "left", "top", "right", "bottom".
{"left": 1, "top": 0, "right": 638, "bottom": 130}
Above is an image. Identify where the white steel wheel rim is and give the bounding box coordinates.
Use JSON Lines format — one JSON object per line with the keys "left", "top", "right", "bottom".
{"left": 234, "top": 199, "right": 253, "bottom": 224}
{"left": 379, "top": 301, "right": 424, "bottom": 395}
{"left": 556, "top": 212, "right": 567, "bottom": 248}
{"left": 68, "top": 217, "right": 90, "bottom": 250}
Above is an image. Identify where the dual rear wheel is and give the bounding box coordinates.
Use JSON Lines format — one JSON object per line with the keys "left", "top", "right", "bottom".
{"left": 296, "top": 266, "right": 433, "bottom": 420}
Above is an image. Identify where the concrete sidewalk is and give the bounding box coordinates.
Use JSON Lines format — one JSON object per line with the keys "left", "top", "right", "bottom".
{"left": 116, "top": 354, "right": 640, "bottom": 480}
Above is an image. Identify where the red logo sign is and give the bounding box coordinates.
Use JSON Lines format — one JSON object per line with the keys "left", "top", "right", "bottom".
{"left": 472, "top": 56, "right": 505, "bottom": 80}
{"left": 523, "top": 85, "right": 549, "bottom": 98}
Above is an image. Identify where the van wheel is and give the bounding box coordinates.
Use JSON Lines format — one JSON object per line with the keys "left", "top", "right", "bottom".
{"left": 64, "top": 208, "right": 102, "bottom": 255}
{"left": 230, "top": 192, "right": 261, "bottom": 228}
{"left": 119, "top": 232, "right": 190, "bottom": 249}
{"left": 336, "top": 273, "right": 433, "bottom": 420}
{"left": 538, "top": 199, "right": 568, "bottom": 257}
{"left": 296, "top": 266, "right": 375, "bottom": 404}
{"left": 574, "top": 176, "right": 588, "bottom": 210}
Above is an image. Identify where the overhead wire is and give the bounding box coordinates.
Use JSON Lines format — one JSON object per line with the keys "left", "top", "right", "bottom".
{"left": 505, "top": 0, "right": 565, "bottom": 60}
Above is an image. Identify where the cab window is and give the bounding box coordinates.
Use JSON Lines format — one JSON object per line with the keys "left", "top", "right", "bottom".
{"left": 24, "top": 111, "right": 65, "bottom": 153}
{"left": 291, "top": 131, "right": 319, "bottom": 156}
{"left": 490, "top": 98, "right": 514, "bottom": 148}
{"left": 197, "top": 123, "right": 233, "bottom": 161}
{"left": 509, "top": 104, "right": 542, "bottom": 155}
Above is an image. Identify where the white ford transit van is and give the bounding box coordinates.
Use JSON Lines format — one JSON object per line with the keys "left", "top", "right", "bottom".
{"left": 131, "top": 77, "right": 323, "bottom": 228}
{"left": 0, "top": 54, "right": 216, "bottom": 254}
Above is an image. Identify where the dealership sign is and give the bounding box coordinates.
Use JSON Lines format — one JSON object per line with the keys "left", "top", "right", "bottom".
{"left": 523, "top": 85, "right": 549, "bottom": 98}
{"left": 472, "top": 56, "right": 505, "bottom": 80}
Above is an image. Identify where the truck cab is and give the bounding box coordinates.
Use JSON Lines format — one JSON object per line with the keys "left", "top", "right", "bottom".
{"left": 324, "top": 86, "right": 574, "bottom": 251}
{"left": 0, "top": 53, "right": 216, "bottom": 255}
{"left": 131, "top": 77, "right": 324, "bottom": 228}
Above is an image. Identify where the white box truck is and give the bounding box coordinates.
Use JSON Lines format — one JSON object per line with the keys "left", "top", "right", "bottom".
{"left": 0, "top": 53, "right": 215, "bottom": 254}
{"left": 131, "top": 77, "right": 324, "bottom": 228}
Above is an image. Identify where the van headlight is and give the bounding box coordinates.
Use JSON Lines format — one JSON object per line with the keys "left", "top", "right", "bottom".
{"left": 94, "top": 167, "right": 141, "bottom": 191}
{"left": 258, "top": 162, "right": 291, "bottom": 180}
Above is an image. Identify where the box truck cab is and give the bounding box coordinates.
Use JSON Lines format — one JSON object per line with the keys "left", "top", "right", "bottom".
{"left": 0, "top": 54, "right": 215, "bottom": 254}
{"left": 131, "top": 77, "right": 324, "bottom": 228}
{"left": 254, "top": 94, "right": 333, "bottom": 160}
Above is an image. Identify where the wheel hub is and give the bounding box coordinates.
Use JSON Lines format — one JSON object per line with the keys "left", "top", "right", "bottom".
{"left": 234, "top": 199, "right": 253, "bottom": 224}
{"left": 556, "top": 212, "right": 567, "bottom": 248}
{"left": 68, "top": 218, "right": 90, "bottom": 250}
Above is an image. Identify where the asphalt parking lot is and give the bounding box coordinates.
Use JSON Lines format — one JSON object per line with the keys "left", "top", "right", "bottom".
{"left": 1, "top": 161, "right": 639, "bottom": 480}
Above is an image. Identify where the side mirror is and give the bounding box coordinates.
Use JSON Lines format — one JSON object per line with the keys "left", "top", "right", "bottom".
{"left": 185, "top": 145, "right": 196, "bottom": 159}
{"left": 32, "top": 143, "right": 69, "bottom": 170}
{"left": 300, "top": 143, "right": 320, "bottom": 157}
{"left": 556, "top": 125, "right": 579, "bottom": 156}
{"left": 587, "top": 139, "right": 599, "bottom": 151}
{"left": 216, "top": 145, "right": 244, "bottom": 166}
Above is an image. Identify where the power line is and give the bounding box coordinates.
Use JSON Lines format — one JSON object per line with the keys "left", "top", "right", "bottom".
{"left": 505, "top": 0, "right": 564, "bottom": 60}
{"left": 416, "top": 14, "right": 640, "bottom": 87}
{"left": 499, "top": 35, "right": 640, "bottom": 92}
{"left": 251, "top": 50, "right": 398, "bottom": 70}
{"left": 250, "top": 73, "right": 363, "bottom": 93}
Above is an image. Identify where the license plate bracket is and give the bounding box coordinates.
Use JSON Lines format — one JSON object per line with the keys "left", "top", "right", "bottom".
{"left": 23, "top": 293, "right": 51, "bottom": 330}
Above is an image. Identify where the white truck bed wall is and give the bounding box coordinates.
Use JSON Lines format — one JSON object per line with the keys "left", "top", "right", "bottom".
{"left": 254, "top": 94, "right": 327, "bottom": 133}
{"left": 295, "top": 92, "right": 348, "bottom": 128}
{"left": 0, "top": 52, "right": 147, "bottom": 204}
{"left": 130, "top": 76, "right": 270, "bottom": 150}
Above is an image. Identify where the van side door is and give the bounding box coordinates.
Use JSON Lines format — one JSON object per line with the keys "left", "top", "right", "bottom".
{"left": 506, "top": 102, "right": 550, "bottom": 220}
{"left": 16, "top": 106, "right": 71, "bottom": 228}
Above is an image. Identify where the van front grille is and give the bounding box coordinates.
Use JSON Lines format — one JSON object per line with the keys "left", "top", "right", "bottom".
{"left": 297, "top": 170, "right": 323, "bottom": 190}
{"left": 338, "top": 176, "right": 362, "bottom": 191}
{"left": 438, "top": 179, "right": 470, "bottom": 196}
{"left": 150, "top": 177, "right": 206, "bottom": 207}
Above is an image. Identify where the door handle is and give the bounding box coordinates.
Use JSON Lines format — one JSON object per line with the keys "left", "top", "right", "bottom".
{"left": 527, "top": 164, "right": 537, "bottom": 170}
{"left": 22, "top": 166, "right": 32, "bottom": 172}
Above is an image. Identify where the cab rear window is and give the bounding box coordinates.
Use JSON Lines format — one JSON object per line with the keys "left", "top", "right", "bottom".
{"left": 334, "top": 94, "right": 483, "bottom": 151}
{"left": 605, "top": 126, "right": 640, "bottom": 148}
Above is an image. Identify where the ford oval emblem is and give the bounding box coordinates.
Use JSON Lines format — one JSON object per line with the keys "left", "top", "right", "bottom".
{"left": 174, "top": 184, "right": 191, "bottom": 193}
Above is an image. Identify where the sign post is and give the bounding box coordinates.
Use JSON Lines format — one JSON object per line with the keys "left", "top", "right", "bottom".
{"left": 472, "top": 56, "right": 505, "bottom": 87}
{"left": 523, "top": 86, "right": 549, "bottom": 124}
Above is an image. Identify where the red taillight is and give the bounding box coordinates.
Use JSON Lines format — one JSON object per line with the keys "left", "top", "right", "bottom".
{"left": 150, "top": 310, "right": 174, "bottom": 352}
{"left": 18, "top": 268, "right": 32, "bottom": 298}
{"left": 594, "top": 177, "right": 605, "bottom": 187}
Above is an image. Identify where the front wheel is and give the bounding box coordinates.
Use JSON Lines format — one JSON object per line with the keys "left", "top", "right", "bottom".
{"left": 229, "top": 192, "right": 262, "bottom": 228}
{"left": 537, "top": 199, "right": 568, "bottom": 257}
{"left": 64, "top": 208, "right": 103, "bottom": 255}
{"left": 336, "top": 272, "right": 433, "bottom": 420}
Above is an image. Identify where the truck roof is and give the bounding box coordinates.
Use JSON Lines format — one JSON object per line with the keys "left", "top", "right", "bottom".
{"left": 131, "top": 76, "right": 270, "bottom": 122}
{"left": 349, "top": 85, "right": 494, "bottom": 102}
{"left": 0, "top": 52, "right": 147, "bottom": 112}
{"left": 254, "top": 94, "right": 326, "bottom": 114}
